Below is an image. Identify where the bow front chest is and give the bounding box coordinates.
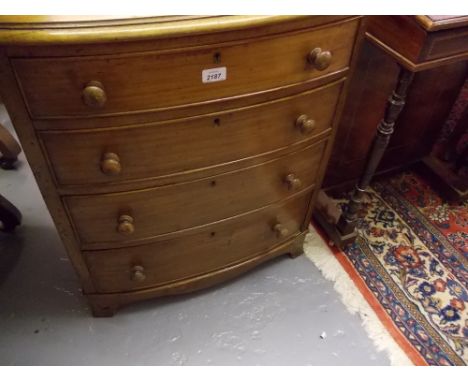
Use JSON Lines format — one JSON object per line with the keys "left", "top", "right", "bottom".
{"left": 0, "top": 16, "right": 362, "bottom": 316}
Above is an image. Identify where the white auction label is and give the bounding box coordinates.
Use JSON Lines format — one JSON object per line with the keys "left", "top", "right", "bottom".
{"left": 202, "top": 67, "right": 227, "bottom": 83}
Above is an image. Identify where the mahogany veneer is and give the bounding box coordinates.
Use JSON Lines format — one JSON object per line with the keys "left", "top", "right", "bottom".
{"left": 0, "top": 16, "right": 363, "bottom": 316}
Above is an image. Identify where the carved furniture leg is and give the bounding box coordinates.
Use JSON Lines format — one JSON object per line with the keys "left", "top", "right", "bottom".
{"left": 0, "top": 123, "right": 21, "bottom": 169}
{"left": 315, "top": 66, "right": 415, "bottom": 248}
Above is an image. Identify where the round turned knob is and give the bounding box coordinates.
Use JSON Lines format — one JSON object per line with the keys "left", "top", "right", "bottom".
{"left": 117, "top": 214, "right": 135, "bottom": 235}
{"left": 82, "top": 80, "right": 107, "bottom": 108}
{"left": 130, "top": 265, "right": 146, "bottom": 282}
{"left": 284, "top": 173, "right": 302, "bottom": 191}
{"left": 307, "top": 48, "right": 332, "bottom": 71}
{"left": 296, "top": 114, "right": 316, "bottom": 135}
{"left": 273, "top": 223, "right": 289, "bottom": 238}
{"left": 100, "top": 152, "right": 121, "bottom": 176}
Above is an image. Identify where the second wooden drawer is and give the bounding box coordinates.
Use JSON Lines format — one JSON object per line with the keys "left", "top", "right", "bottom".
{"left": 41, "top": 80, "right": 342, "bottom": 189}
{"left": 65, "top": 142, "right": 325, "bottom": 249}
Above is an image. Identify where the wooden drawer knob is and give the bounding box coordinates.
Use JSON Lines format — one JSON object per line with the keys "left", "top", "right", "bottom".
{"left": 100, "top": 152, "right": 121, "bottom": 176}
{"left": 130, "top": 265, "right": 146, "bottom": 282}
{"left": 307, "top": 48, "right": 332, "bottom": 71}
{"left": 82, "top": 81, "right": 107, "bottom": 108}
{"left": 284, "top": 173, "right": 302, "bottom": 190}
{"left": 296, "top": 114, "right": 316, "bottom": 135}
{"left": 273, "top": 223, "right": 289, "bottom": 238}
{"left": 117, "top": 214, "right": 134, "bottom": 235}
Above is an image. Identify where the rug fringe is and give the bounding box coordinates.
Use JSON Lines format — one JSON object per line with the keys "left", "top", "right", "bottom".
{"left": 303, "top": 226, "right": 413, "bottom": 366}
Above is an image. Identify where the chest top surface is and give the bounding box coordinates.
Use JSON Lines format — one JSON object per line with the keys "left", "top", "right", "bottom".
{"left": 0, "top": 15, "right": 353, "bottom": 46}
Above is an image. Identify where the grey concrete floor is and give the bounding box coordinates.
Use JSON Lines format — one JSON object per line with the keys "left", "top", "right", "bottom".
{"left": 0, "top": 105, "right": 390, "bottom": 365}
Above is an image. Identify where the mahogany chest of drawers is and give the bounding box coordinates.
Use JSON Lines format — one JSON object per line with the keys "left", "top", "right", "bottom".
{"left": 0, "top": 16, "right": 363, "bottom": 316}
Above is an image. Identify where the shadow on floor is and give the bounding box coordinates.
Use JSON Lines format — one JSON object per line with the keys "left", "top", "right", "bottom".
{"left": 0, "top": 229, "right": 24, "bottom": 286}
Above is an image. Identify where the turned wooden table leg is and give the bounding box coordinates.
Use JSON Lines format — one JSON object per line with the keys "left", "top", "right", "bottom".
{"left": 315, "top": 66, "right": 414, "bottom": 248}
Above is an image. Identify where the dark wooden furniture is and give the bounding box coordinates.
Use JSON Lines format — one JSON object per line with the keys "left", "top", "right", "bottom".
{"left": 0, "top": 194, "right": 21, "bottom": 232}
{"left": 0, "top": 122, "right": 22, "bottom": 231}
{"left": 315, "top": 15, "right": 468, "bottom": 248}
{"left": 422, "top": 81, "right": 468, "bottom": 201}
{"left": 323, "top": 40, "right": 468, "bottom": 190}
{"left": 0, "top": 122, "right": 21, "bottom": 169}
{"left": 0, "top": 16, "right": 363, "bottom": 315}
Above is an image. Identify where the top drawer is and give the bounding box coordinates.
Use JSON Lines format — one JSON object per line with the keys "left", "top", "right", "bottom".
{"left": 12, "top": 19, "right": 358, "bottom": 119}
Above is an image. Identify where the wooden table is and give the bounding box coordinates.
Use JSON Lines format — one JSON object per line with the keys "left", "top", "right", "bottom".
{"left": 315, "top": 15, "right": 468, "bottom": 248}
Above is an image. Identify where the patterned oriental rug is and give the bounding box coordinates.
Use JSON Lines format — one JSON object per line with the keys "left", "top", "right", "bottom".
{"left": 305, "top": 171, "right": 468, "bottom": 365}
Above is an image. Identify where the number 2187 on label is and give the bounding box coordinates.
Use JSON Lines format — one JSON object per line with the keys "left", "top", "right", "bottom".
{"left": 202, "top": 67, "right": 227, "bottom": 83}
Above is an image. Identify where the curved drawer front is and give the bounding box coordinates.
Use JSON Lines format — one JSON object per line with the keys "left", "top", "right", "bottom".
{"left": 84, "top": 191, "right": 310, "bottom": 293}
{"left": 65, "top": 143, "right": 324, "bottom": 249}
{"left": 14, "top": 19, "right": 357, "bottom": 118}
{"left": 41, "top": 81, "right": 342, "bottom": 188}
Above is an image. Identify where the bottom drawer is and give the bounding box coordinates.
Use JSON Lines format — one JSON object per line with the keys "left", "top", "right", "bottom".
{"left": 85, "top": 191, "right": 311, "bottom": 293}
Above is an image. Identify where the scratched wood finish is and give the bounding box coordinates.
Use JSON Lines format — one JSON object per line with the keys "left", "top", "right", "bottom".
{"left": 85, "top": 191, "right": 311, "bottom": 293}
{"left": 41, "top": 81, "right": 341, "bottom": 189}
{"left": 13, "top": 19, "right": 358, "bottom": 118}
{"left": 65, "top": 142, "right": 324, "bottom": 249}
